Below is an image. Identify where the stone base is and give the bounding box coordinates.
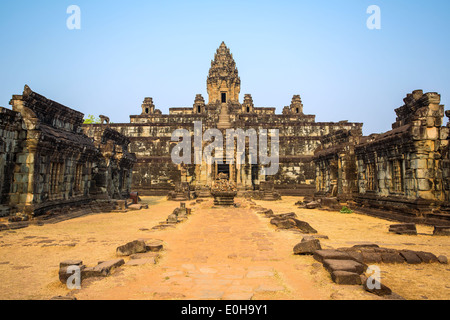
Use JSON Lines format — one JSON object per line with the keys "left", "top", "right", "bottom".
{"left": 212, "top": 192, "right": 237, "bottom": 206}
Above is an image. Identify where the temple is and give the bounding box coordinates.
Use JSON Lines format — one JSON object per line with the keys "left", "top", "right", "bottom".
{"left": 88, "top": 42, "right": 362, "bottom": 197}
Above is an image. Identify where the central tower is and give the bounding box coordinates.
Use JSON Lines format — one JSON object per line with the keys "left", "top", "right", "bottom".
{"left": 207, "top": 42, "right": 241, "bottom": 104}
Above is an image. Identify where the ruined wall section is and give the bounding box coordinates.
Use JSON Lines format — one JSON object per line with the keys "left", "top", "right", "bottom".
{"left": 82, "top": 125, "right": 136, "bottom": 199}
{"left": 0, "top": 107, "right": 26, "bottom": 216}
{"left": 7, "top": 85, "right": 99, "bottom": 217}
{"left": 354, "top": 90, "right": 448, "bottom": 217}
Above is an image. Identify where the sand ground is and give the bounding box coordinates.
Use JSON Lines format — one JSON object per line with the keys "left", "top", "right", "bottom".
{"left": 0, "top": 196, "right": 448, "bottom": 300}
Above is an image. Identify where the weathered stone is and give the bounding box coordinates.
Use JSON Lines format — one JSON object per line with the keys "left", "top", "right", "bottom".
{"left": 331, "top": 271, "right": 362, "bottom": 285}
{"left": 362, "top": 277, "right": 393, "bottom": 296}
{"left": 360, "top": 251, "right": 383, "bottom": 264}
{"left": 313, "top": 250, "right": 352, "bottom": 263}
{"left": 438, "top": 255, "right": 448, "bottom": 264}
{"left": 146, "top": 241, "right": 164, "bottom": 252}
{"left": 433, "top": 226, "right": 450, "bottom": 236}
{"left": 291, "top": 219, "right": 318, "bottom": 234}
{"left": 82, "top": 259, "right": 124, "bottom": 278}
{"left": 305, "top": 201, "right": 321, "bottom": 209}
{"left": 322, "top": 259, "right": 367, "bottom": 275}
{"left": 293, "top": 239, "right": 322, "bottom": 255}
{"left": 389, "top": 224, "right": 418, "bottom": 235}
{"left": 116, "top": 240, "right": 147, "bottom": 257}
{"left": 380, "top": 252, "right": 406, "bottom": 264}
{"left": 399, "top": 250, "right": 422, "bottom": 264}
{"left": 415, "top": 251, "right": 439, "bottom": 263}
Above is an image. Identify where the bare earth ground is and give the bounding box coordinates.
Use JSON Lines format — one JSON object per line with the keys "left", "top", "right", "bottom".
{"left": 0, "top": 196, "right": 449, "bottom": 300}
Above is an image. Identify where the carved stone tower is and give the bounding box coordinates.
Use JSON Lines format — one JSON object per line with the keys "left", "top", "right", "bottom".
{"left": 207, "top": 42, "right": 241, "bottom": 104}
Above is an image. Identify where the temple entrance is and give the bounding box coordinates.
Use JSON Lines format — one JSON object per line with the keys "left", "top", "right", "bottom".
{"left": 221, "top": 93, "right": 227, "bottom": 103}
{"left": 217, "top": 164, "right": 230, "bottom": 179}
{"left": 251, "top": 164, "right": 258, "bottom": 190}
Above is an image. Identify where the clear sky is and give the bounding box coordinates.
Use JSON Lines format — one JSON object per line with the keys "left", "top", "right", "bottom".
{"left": 0, "top": 0, "right": 449, "bottom": 135}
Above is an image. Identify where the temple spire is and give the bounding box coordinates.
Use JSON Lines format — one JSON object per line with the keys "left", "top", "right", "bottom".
{"left": 207, "top": 42, "right": 241, "bottom": 105}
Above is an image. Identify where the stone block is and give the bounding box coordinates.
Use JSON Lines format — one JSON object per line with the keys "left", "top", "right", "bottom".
{"left": 381, "top": 252, "right": 406, "bottom": 264}
{"left": 313, "top": 250, "right": 352, "bottom": 263}
{"left": 331, "top": 271, "right": 362, "bottom": 285}
{"left": 360, "top": 251, "right": 383, "bottom": 264}
{"left": 323, "top": 259, "right": 367, "bottom": 275}
{"left": 116, "top": 240, "right": 147, "bottom": 256}
{"left": 389, "top": 223, "right": 417, "bottom": 235}
{"left": 399, "top": 251, "right": 422, "bottom": 264}
{"left": 293, "top": 239, "right": 322, "bottom": 255}
{"left": 433, "top": 226, "right": 450, "bottom": 236}
{"left": 415, "top": 251, "right": 439, "bottom": 263}
{"left": 82, "top": 259, "right": 124, "bottom": 278}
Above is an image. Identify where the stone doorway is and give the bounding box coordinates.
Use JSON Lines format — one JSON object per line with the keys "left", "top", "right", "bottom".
{"left": 221, "top": 93, "right": 227, "bottom": 103}
{"left": 217, "top": 164, "right": 230, "bottom": 179}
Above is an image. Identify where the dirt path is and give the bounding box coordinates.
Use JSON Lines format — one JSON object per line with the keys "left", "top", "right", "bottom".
{"left": 0, "top": 196, "right": 448, "bottom": 300}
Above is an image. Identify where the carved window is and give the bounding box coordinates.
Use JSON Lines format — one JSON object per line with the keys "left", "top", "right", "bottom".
{"left": 74, "top": 164, "right": 83, "bottom": 193}
{"left": 50, "top": 162, "right": 64, "bottom": 197}
{"left": 391, "top": 160, "right": 404, "bottom": 192}
{"left": 366, "top": 163, "right": 376, "bottom": 191}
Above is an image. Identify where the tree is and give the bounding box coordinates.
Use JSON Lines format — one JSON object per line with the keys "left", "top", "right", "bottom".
{"left": 83, "top": 114, "right": 101, "bottom": 124}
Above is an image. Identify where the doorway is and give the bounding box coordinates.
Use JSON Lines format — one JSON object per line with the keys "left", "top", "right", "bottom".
{"left": 221, "top": 93, "right": 227, "bottom": 103}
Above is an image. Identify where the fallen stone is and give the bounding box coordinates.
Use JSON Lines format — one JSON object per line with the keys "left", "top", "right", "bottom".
{"left": 331, "top": 271, "right": 362, "bottom": 285}
{"left": 415, "top": 251, "right": 439, "bottom": 263}
{"left": 292, "top": 219, "right": 318, "bottom": 234}
{"left": 362, "top": 277, "right": 392, "bottom": 296}
{"left": 399, "top": 250, "right": 422, "bottom": 264}
{"left": 353, "top": 244, "right": 380, "bottom": 249}
{"left": 82, "top": 259, "right": 124, "bottom": 278}
{"left": 314, "top": 250, "right": 352, "bottom": 263}
{"left": 322, "top": 259, "right": 367, "bottom": 275}
{"left": 274, "top": 212, "right": 297, "bottom": 219}
{"left": 389, "top": 224, "right": 417, "bottom": 235}
{"left": 433, "top": 226, "right": 450, "bottom": 236}
{"left": 270, "top": 218, "right": 296, "bottom": 229}
{"left": 360, "top": 251, "right": 383, "bottom": 264}
{"left": 438, "top": 255, "right": 448, "bottom": 264}
{"left": 381, "top": 252, "right": 406, "bottom": 264}
{"left": 305, "top": 201, "right": 321, "bottom": 209}
{"left": 59, "top": 260, "right": 83, "bottom": 269}
{"left": 146, "top": 241, "right": 164, "bottom": 252}
{"left": 59, "top": 264, "right": 86, "bottom": 284}
{"left": 116, "top": 240, "right": 147, "bottom": 256}
{"left": 293, "top": 239, "right": 322, "bottom": 255}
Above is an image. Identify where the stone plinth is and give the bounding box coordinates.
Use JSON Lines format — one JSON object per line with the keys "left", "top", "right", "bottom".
{"left": 212, "top": 191, "right": 237, "bottom": 206}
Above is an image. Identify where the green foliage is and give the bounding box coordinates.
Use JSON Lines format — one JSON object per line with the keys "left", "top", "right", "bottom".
{"left": 83, "top": 114, "right": 101, "bottom": 124}
{"left": 340, "top": 206, "right": 354, "bottom": 214}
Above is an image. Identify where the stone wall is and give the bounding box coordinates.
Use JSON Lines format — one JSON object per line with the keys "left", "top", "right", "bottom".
{"left": 0, "top": 85, "right": 136, "bottom": 218}
{"left": 314, "top": 90, "right": 450, "bottom": 223}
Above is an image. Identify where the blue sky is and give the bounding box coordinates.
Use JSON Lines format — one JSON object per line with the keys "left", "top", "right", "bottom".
{"left": 0, "top": 0, "right": 449, "bottom": 135}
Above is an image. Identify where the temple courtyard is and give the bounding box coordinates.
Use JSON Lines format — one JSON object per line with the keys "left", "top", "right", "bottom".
{"left": 0, "top": 197, "right": 448, "bottom": 300}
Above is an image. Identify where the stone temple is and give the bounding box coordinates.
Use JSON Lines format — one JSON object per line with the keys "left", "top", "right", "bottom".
{"left": 1, "top": 42, "right": 450, "bottom": 225}
{"left": 84, "top": 42, "right": 362, "bottom": 198}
